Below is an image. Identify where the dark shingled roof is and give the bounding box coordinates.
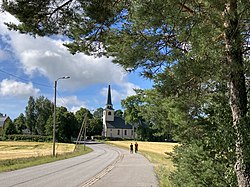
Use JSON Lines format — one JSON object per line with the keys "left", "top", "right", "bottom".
{"left": 106, "top": 116, "right": 133, "bottom": 129}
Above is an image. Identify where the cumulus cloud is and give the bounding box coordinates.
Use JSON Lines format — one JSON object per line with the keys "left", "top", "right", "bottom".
{"left": 0, "top": 12, "right": 128, "bottom": 90}
{"left": 0, "top": 79, "right": 40, "bottom": 98}
{"left": 56, "top": 95, "right": 88, "bottom": 113}
{"left": 14, "top": 38, "right": 127, "bottom": 89}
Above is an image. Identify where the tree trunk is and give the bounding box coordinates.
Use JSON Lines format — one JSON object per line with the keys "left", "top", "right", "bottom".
{"left": 224, "top": 1, "right": 250, "bottom": 186}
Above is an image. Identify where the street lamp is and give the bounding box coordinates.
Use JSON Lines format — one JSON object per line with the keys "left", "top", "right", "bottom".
{"left": 53, "top": 76, "right": 70, "bottom": 156}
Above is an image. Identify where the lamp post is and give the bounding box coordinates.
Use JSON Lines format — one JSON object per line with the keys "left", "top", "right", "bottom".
{"left": 53, "top": 76, "right": 70, "bottom": 157}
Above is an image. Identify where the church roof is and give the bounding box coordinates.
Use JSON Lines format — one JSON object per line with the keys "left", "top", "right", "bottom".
{"left": 106, "top": 85, "right": 114, "bottom": 110}
{"left": 106, "top": 116, "right": 133, "bottom": 129}
{"left": 106, "top": 85, "right": 112, "bottom": 106}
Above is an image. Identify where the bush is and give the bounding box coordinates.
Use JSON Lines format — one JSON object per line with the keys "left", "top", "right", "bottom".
{"left": 170, "top": 143, "right": 237, "bottom": 187}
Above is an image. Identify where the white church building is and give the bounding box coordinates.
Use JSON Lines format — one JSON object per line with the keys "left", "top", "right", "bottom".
{"left": 102, "top": 85, "right": 134, "bottom": 139}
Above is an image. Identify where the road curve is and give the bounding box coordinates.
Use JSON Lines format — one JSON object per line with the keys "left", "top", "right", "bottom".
{"left": 0, "top": 144, "right": 121, "bottom": 187}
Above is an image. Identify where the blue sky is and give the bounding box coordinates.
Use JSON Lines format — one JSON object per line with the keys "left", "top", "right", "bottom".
{"left": 0, "top": 11, "right": 153, "bottom": 120}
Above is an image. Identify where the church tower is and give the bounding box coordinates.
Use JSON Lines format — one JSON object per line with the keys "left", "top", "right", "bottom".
{"left": 103, "top": 85, "right": 114, "bottom": 124}
{"left": 102, "top": 85, "right": 134, "bottom": 138}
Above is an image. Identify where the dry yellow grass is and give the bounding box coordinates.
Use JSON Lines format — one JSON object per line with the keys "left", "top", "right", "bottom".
{"left": 108, "top": 141, "right": 178, "bottom": 187}
{"left": 0, "top": 141, "right": 75, "bottom": 160}
{"left": 107, "top": 141, "right": 177, "bottom": 155}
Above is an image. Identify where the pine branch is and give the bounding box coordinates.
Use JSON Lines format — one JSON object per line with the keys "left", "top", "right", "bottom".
{"left": 178, "top": 3, "right": 195, "bottom": 15}
{"left": 49, "top": 0, "right": 74, "bottom": 18}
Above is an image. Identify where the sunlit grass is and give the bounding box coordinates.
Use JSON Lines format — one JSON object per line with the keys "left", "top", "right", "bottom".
{"left": 107, "top": 141, "right": 178, "bottom": 187}
{"left": 0, "top": 141, "right": 92, "bottom": 172}
{"left": 0, "top": 141, "right": 75, "bottom": 160}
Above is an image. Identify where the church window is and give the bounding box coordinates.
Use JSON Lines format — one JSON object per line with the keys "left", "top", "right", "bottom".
{"left": 108, "top": 111, "right": 111, "bottom": 115}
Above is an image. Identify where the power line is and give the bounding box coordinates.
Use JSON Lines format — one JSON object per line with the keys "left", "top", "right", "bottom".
{"left": 57, "top": 91, "right": 71, "bottom": 109}
{"left": 0, "top": 68, "right": 72, "bottom": 109}
{"left": 0, "top": 69, "right": 52, "bottom": 88}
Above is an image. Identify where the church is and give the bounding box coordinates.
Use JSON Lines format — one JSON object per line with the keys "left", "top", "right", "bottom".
{"left": 102, "top": 85, "right": 134, "bottom": 139}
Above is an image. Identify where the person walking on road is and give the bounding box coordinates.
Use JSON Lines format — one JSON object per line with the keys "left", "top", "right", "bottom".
{"left": 130, "top": 143, "right": 133, "bottom": 153}
{"left": 135, "top": 142, "right": 138, "bottom": 153}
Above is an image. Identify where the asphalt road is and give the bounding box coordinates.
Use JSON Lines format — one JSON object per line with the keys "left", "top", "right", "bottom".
{"left": 91, "top": 145, "right": 158, "bottom": 187}
{"left": 0, "top": 143, "right": 158, "bottom": 187}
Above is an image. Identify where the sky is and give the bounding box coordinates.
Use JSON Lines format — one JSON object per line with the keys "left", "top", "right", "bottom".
{"left": 0, "top": 11, "right": 152, "bottom": 120}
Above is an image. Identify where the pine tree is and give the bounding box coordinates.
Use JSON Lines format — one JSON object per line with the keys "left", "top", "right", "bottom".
{"left": 2, "top": 0, "right": 250, "bottom": 185}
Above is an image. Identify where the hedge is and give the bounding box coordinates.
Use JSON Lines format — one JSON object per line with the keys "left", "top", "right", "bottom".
{"left": 1, "top": 134, "right": 52, "bottom": 142}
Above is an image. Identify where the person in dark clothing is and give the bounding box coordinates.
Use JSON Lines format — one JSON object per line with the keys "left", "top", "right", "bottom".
{"left": 130, "top": 143, "right": 133, "bottom": 153}
{"left": 135, "top": 142, "right": 138, "bottom": 153}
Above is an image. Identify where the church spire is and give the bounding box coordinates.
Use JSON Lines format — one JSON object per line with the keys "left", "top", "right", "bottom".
{"left": 106, "top": 85, "right": 113, "bottom": 109}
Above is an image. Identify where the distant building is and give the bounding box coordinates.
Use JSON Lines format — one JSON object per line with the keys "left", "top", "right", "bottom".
{"left": 0, "top": 114, "right": 10, "bottom": 133}
{"left": 102, "top": 85, "right": 135, "bottom": 139}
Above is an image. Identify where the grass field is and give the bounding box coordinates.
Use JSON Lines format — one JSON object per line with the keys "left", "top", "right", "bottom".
{"left": 0, "top": 141, "right": 75, "bottom": 160}
{"left": 0, "top": 141, "right": 92, "bottom": 172}
{"left": 108, "top": 141, "right": 178, "bottom": 187}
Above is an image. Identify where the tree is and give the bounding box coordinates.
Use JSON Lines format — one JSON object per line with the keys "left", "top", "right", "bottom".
{"left": 63, "top": 111, "right": 78, "bottom": 142}
{"left": 3, "top": 1, "right": 250, "bottom": 185}
{"left": 13, "top": 113, "right": 26, "bottom": 134}
{"left": 75, "top": 107, "right": 93, "bottom": 140}
{"left": 75, "top": 107, "right": 92, "bottom": 126}
{"left": 139, "top": 89, "right": 174, "bottom": 141}
{"left": 88, "top": 118, "right": 103, "bottom": 136}
{"left": 25, "top": 96, "right": 36, "bottom": 134}
{"left": 121, "top": 91, "right": 154, "bottom": 141}
{"left": 35, "top": 96, "right": 53, "bottom": 135}
{"left": 45, "top": 106, "right": 77, "bottom": 142}
{"left": 3, "top": 118, "right": 17, "bottom": 135}
{"left": 122, "top": 89, "right": 173, "bottom": 141}
{"left": 93, "top": 108, "right": 103, "bottom": 119}
{"left": 114, "top": 109, "right": 123, "bottom": 118}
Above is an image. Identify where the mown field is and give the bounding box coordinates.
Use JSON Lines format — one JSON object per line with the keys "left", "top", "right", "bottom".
{"left": 0, "top": 141, "right": 75, "bottom": 160}
{"left": 0, "top": 141, "right": 91, "bottom": 172}
{"left": 108, "top": 141, "right": 178, "bottom": 187}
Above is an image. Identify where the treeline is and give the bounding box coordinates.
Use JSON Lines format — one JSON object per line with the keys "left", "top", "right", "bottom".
{"left": 2, "top": 96, "right": 103, "bottom": 143}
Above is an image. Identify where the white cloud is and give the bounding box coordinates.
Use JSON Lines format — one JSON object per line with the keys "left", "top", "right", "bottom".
{"left": 0, "top": 79, "right": 40, "bottom": 98}
{"left": 0, "top": 12, "right": 128, "bottom": 90}
{"left": 56, "top": 95, "right": 88, "bottom": 113}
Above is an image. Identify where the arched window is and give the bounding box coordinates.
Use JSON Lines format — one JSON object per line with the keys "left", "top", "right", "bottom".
{"left": 108, "top": 111, "right": 111, "bottom": 115}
